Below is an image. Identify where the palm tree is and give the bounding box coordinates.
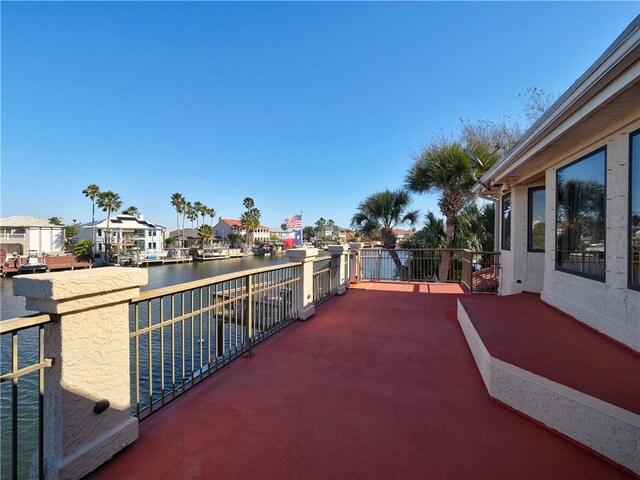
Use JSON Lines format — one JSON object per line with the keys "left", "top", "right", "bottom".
{"left": 280, "top": 223, "right": 288, "bottom": 232}
{"left": 303, "top": 226, "right": 315, "bottom": 243}
{"left": 186, "top": 203, "right": 198, "bottom": 229}
{"left": 241, "top": 198, "right": 260, "bottom": 248}
{"left": 455, "top": 203, "right": 495, "bottom": 251}
{"left": 170, "top": 193, "right": 186, "bottom": 248}
{"left": 122, "top": 206, "right": 139, "bottom": 217}
{"left": 198, "top": 224, "right": 213, "bottom": 247}
{"left": 315, "top": 217, "right": 326, "bottom": 232}
{"left": 193, "top": 201, "right": 204, "bottom": 229}
{"left": 351, "top": 189, "right": 418, "bottom": 278}
{"left": 83, "top": 184, "right": 101, "bottom": 255}
{"left": 97, "top": 191, "right": 123, "bottom": 259}
{"left": 207, "top": 207, "right": 216, "bottom": 228}
{"left": 401, "top": 211, "right": 447, "bottom": 249}
{"left": 406, "top": 142, "right": 496, "bottom": 281}
{"left": 48, "top": 216, "right": 63, "bottom": 225}
{"left": 182, "top": 201, "right": 192, "bottom": 246}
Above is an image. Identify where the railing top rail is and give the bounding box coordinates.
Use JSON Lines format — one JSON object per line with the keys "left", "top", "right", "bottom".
{"left": 359, "top": 247, "right": 500, "bottom": 254}
{"left": 312, "top": 256, "right": 332, "bottom": 262}
{"left": 360, "top": 247, "right": 466, "bottom": 251}
{"left": 132, "top": 261, "right": 302, "bottom": 303}
{"left": 0, "top": 313, "right": 52, "bottom": 334}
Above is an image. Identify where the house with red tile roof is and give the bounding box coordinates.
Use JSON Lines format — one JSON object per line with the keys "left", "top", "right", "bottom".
{"left": 213, "top": 217, "right": 271, "bottom": 244}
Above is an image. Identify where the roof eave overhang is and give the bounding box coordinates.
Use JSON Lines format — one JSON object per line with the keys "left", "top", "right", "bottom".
{"left": 477, "top": 16, "right": 640, "bottom": 193}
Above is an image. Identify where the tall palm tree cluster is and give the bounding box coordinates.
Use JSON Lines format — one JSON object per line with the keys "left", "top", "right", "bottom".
{"left": 82, "top": 184, "right": 123, "bottom": 259}
{"left": 170, "top": 193, "right": 216, "bottom": 248}
{"left": 351, "top": 141, "right": 498, "bottom": 281}
{"left": 349, "top": 93, "right": 559, "bottom": 280}
{"left": 240, "top": 197, "right": 261, "bottom": 248}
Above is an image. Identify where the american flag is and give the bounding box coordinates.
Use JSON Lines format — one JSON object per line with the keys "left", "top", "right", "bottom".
{"left": 285, "top": 214, "right": 302, "bottom": 229}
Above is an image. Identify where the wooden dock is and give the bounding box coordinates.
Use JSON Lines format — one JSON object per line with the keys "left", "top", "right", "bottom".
{"left": 1, "top": 251, "right": 92, "bottom": 276}
{"left": 138, "top": 257, "right": 193, "bottom": 267}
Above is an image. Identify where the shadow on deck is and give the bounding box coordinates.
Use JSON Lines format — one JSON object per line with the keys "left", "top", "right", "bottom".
{"left": 90, "top": 282, "right": 634, "bottom": 480}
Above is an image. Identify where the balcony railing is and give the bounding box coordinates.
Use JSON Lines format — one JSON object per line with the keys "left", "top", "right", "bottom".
{"left": 1, "top": 245, "right": 496, "bottom": 478}
{"left": 0, "top": 314, "right": 53, "bottom": 480}
{"left": 312, "top": 256, "right": 337, "bottom": 305}
{"left": 129, "top": 263, "right": 301, "bottom": 420}
{"left": 359, "top": 248, "right": 465, "bottom": 283}
{"left": 0, "top": 234, "right": 26, "bottom": 240}
{"left": 461, "top": 251, "right": 501, "bottom": 294}
{"left": 359, "top": 247, "right": 500, "bottom": 293}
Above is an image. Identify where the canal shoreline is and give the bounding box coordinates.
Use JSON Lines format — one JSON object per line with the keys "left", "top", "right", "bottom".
{"left": 1, "top": 254, "right": 298, "bottom": 320}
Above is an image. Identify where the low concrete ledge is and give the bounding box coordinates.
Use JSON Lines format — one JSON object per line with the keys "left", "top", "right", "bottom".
{"left": 457, "top": 299, "right": 640, "bottom": 475}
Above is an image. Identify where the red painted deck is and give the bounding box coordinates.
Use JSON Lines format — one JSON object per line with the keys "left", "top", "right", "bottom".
{"left": 91, "top": 282, "right": 633, "bottom": 480}
{"left": 459, "top": 293, "right": 640, "bottom": 415}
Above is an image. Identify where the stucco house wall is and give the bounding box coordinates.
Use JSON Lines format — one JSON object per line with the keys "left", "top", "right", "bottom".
{"left": 478, "top": 16, "right": 640, "bottom": 351}
{"left": 540, "top": 116, "right": 640, "bottom": 351}
{"left": 498, "top": 182, "right": 545, "bottom": 295}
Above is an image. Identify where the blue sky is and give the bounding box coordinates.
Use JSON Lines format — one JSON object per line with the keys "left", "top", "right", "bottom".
{"left": 2, "top": 2, "right": 638, "bottom": 231}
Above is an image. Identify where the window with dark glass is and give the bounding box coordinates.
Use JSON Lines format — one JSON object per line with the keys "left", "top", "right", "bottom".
{"left": 556, "top": 147, "right": 606, "bottom": 280}
{"left": 630, "top": 130, "right": 640, "bottom": 289}
{"left": 528, "top": 187, "right": 545, "bottom": 252}
{"left": 501, "top": 193, "right": 511, "bottom": 250}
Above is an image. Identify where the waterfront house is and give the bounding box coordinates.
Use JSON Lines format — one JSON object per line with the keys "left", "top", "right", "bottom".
{"left": 475, "top": 15, "right": 640, "bottom": 351}
{"left": 77, "top": 214, "right": 166, "bottom": 254}
{"left": 0, "top": 215, "right": 65, "bottom": 256}
{"left": 393, "top": 228, "right": 415, "bottom": 242}
{"left": 314, "top": 225, "right": 351, "bottom": 243}
{"left": 213, "top": 218, "right": 271, "bottom": 244}
{"left": 165, "top": 228, "right": 215, "bottom": 248}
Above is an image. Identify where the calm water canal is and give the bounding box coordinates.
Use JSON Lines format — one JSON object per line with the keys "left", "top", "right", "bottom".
{"left": 0, "top": 255, "right": 294, "bottom": 479}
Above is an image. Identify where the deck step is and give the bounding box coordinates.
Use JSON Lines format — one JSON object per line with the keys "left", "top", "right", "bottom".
{"left": 457, "top": 299, "right": 640, "bottom": 475}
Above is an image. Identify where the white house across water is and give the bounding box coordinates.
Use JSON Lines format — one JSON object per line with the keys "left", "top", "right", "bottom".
{"left": 0, "top": 215, "right": 65, "bottom": 255}
{"left": 77, "top": 214, "right": 166, "bottom": 254}
{"left": 476, "top": 15, "right": 640, "bottom": 351}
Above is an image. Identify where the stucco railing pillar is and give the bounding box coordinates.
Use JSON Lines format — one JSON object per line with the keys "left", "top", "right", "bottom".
{"left": 349, "top": 242, "right": 363, "bottom": 284}
{"left": 286, "top": 248, "right": 318, "bottom": 320}
{"left": 328, "top": 245, "right": 349, "bottom": 294}
{"left": 13, "top": 267, "right": 148, "bottom": 480}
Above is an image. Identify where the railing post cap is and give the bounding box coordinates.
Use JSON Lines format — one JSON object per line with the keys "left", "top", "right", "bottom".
{"left": 328, "top": 245, "right": 347, "bottom": 255}
{"left": 285, "top": 248, "right": 318, "bottom": 261}
{"left": 349, "top": 242, "right": 363, "bottom": 250}
{"left": 13, "top": 267, "right": 148, "bottom": 314}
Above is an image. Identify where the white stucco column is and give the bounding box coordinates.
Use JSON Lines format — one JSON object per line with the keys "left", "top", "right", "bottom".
{"left": 13, "top": 267, "right": 148, "bottom": 480}
{"left": 349, "top": 242, "right": 363, "bottom": 284}
{"left": 286, "top": 248, "right": 318, "bottom": 320}
{"left": 328, "top": 245, "right": 348, "bottom": 294}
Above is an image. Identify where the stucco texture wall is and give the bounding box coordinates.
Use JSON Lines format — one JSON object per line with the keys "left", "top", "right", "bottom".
{"left": 541, "top": 116, "right": 640, "bottom": 351}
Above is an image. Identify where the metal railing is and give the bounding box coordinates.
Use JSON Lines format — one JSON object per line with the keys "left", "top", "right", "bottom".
{"left": 312, "top": 256, "right": 338, "bottom": 305}
{"left": 0, "top": 314, "right": 53, "bottom": 480}
{"left": 359, "top": 248, "right": 465, "bottom": 283}
{"left": 461, "top": 251, "right": 501, "bottom": 294}
{"left": 359, "top": 247, "right": 501, "bottom": 294}
{"left": 129, "top": 263, "right": 301, "bottom": 420}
